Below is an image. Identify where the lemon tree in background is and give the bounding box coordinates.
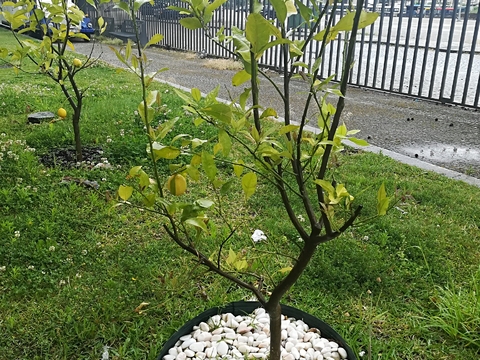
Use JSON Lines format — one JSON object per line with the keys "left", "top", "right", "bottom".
{"left": 0, "top": 0, "right": 107, "bottom": 161}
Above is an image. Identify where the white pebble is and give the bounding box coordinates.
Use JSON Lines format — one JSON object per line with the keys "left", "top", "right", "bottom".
{"left": 181, "top": 338, "right": 196, "bottom": 349}
{"left": 189, "top": 342, "right": 205, "bottom": 352}
{"left": 338, "top": 347, "right": 347, "bottom": 359}
{"left": 216, "top": 341, "right": 228, "bottom": 356}
{"left": 291, "top": 347, "right": 300, "bottom": 359}
{"left": 199, "top": 322, "right": 210, "bottom": 332}
{"left": 184, "top": 349, "right": 195, "bottom": 357}
{"left": 177, "top": 352, "right": 187, "bottom": 360}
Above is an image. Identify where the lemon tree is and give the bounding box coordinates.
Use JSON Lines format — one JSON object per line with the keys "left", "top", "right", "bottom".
{"left": 0, "top": 0, "right": 107, "bottom": 161}
{"left": 109, "top": 1, "right": 389, "bottom": 359}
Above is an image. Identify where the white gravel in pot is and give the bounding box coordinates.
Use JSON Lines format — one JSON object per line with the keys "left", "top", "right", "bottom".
{"left": 163, "top": 308, "right": 349, "bottom": 360}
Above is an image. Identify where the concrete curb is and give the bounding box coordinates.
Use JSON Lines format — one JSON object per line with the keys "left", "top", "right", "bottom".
{"left": 156, "top": 78, "right": 480, "bottom": 189}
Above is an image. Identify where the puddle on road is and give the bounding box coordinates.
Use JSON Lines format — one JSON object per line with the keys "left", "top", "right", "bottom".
{"left": 401, "top": 144, "right": 480, "bottom": 165}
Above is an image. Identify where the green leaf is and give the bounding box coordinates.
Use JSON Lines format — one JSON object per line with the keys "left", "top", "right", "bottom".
{"left": 279, "top": 124, "right": 299, "bottom": 135}
{"left": 202, "top": 103, "right": 232, "bottom": 124}
{"left": 145, "top": 33, "right": 164, "bottom": 48}
{"left": 180, "top": 17, "right": 203, "bottom": 30}
{"left": 146, "top": 90, "right": 158, "bottom": 106}
{"left": 239, "top": 88, "right": 251, "bottom": 110}
{"left": 334, "top": 10, "right": 379, "bottom": 32}
{"left": 232, "top": 69, "right": 251, "bottom": 87}
{"left": 241, "top": 172, "right": 257, "bottom": 200}
{"left": 151, "top": 143, "right": 181, "bottom": 160}
{"left": 142, "top": 193, "right": 156, "bottom": 207}
{"left": 196, "top": 199, "right": 214, "bottom": 208}
{"left": 191, "top": 88, "right": 202, "bottom": 102}
{"left": 186, "top": 165, "right": 200, "bottom": 181}
{"left": 218, "top": 129, "right": 231, "bottom": 157}
{"left": 202, "top": 151, "right": 217, "bottom": 181}
{"left": 348, "top": 137, "right": 369, "bottom": 146}
{"left": 184, "top": 217, "right": 208, "bottom": 231}
{"left": 377, "top": 183, "right": 389, "bottom": 216}
{"left": 246, "top": 13, "right": 274, "bottom": 59}
{"left": 314, "top": 179, "right": 335, "bottom": 198}
{"left": 129, "top": 166, "right": 143, "bottom": 177}
{"left": 114, "top": 1, "right": 130, "bottom": 14}
{"left": 270, "top": 0, "right": 287, "bottom": 24}
{"left": 118, "top": 185, "right": 133, "bottom": 201}
{"left": 279, "top": 266, "right": 293, "bottom": 274}
{"left": 220, "top": 179, "right": 234, "bottom": 195}
{"left": 233, "top": 160, "right": 244, "bottom": 177}
{"left": 295, "top": 0, "right": 312, "bottom": 23}
{"left": 260, "top": 108, "right": 277, "bottom": 119}
{"left": 137, "top": 101, "right": 154, "bottom": 125}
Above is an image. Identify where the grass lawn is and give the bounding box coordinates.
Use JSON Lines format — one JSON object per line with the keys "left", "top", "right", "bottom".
{"left": 1, "top": 27, "right": 479, "bottom": 359}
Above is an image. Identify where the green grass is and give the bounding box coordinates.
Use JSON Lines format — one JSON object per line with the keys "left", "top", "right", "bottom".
{"left": 1, "top": 27, "right": 480, "bottom": 359}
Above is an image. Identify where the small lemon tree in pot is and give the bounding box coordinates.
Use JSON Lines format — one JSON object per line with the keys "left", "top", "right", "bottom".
{"left": 112, "top": 0, "right": 387, "bottom": 359}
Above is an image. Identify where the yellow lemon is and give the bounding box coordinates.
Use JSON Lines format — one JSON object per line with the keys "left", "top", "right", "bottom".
{"left": 73, "top": 58, "right": 82, "bottom": 67}
{"left": 57, "top": 108, "right": 67, "bottom": 118}
{"left": 167, "top": 174, "right": 187, "bottom": 196}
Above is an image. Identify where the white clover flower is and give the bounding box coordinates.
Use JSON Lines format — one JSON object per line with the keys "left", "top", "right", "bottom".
{"left": 81, "top": 249, "right": 88, "bottom": 255}
{"left": 75, "top": 273, "right": 82, "bottom": 278}
{"left": 32, "top": 187, "right": 37, "bottom": 192}
{"left": 49, "top": 246, "right": 56, "bottom": 252}
{"left": 0, "top": 266, "right": 6, "bottom": 272}
{"left": 359, "top": 351, "right": 365, "bottom": 357}
{"left": 59, "top": 279, "right": 66, "bottom": 286}
{"left": 27, "top": 265, "right": 35, "bottom": 270}
{"left": 106, "top": 137, "right": 112, "bottom": 143}
{"left": 14, "top": 231, "right": 20, "bottom": 238}
{"left": 251, "top": 229, "right": 267, "bottom": 243}
{"left": 363, "top": 236, "right": 369, "bottom": 241}
{"left": 297, "top": 214, "right": 305, "bottom": 222}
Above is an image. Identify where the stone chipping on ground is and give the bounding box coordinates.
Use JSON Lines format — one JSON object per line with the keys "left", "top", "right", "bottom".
{"left": 163, "top": 308, "right": 348, "bottom": 360}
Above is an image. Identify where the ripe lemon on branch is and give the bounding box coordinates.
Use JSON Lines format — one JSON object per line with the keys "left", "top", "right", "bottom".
{"left": 57, "top": 108, "right": 67, "bottom": 118}
{"left": 73, "top": 58, "right": 82, "bottom": 67}
{"left": 167, "top": 174, "right": 187, "bottom": 196}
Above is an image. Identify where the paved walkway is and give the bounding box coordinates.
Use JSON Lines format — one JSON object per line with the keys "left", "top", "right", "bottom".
{"left": 73, "top": 41, "right": 480, "bottom": 187}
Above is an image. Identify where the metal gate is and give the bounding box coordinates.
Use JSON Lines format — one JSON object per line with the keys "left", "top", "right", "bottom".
{"left": 92, "top": 0, "right": 480, "bottom": 109}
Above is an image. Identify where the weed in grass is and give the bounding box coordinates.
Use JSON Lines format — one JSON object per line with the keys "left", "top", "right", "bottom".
{"left": 419, "top": 266, "right": 480, "bottom": 350}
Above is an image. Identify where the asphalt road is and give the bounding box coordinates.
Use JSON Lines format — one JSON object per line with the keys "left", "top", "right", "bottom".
{"left": 73, "top": 41, "right": 480, "bottom": 181}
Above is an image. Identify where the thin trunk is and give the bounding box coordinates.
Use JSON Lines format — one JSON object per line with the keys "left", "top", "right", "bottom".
{"left": 265, "top": 301, "right": 282, "bottom": 360}
{"left": 73, "top": 98, "right": 82, "bottom": 162}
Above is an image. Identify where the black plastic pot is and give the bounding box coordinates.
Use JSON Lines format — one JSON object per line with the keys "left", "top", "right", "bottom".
{"left": 157, "top": 301, "right": 356, "bottom": 360}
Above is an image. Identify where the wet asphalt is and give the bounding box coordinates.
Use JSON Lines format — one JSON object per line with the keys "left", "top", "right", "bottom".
{"left": 73, "top": 41, "right": 480, "bottom": 184}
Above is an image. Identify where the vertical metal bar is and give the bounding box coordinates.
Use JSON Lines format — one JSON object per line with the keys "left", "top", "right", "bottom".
{"left": 407, "top": 0, "right": 426, "bottom": 96}
{"left": 398, "top": 0, "right": 415, "bottom": 93}
{"left": 475, "top": 71, "right": 480, "bottom": 108}
{"left": 372, "top": 1, "right": 386, "bottom": 88}
{"left": 462, "top": 9, "right": 480, "bottom": 106}
{"left": 334, "top": 2, "right": 344, "bottom": 78}
{"left": 418, "top": 0, "right": 436, "bottom": 96}
{"left": 428, "top": 0, "right": 448, "bottom": 99}
{"left": 450, "top": 0, "right": 470, "bottom": 104}
{"left": 381, "top": 2, "right": 395, "bottom": 89}
{"left": 438, "top": 0, "right": 457, "bottom": 101}
{"left": 355, "top": 0, "right": 368, "bottom": 85}
{"left": 363, "top": 0, "right": 378, "bottom": 87}
{"left": 389, "top": 0, "right": 406, "bottom": 91}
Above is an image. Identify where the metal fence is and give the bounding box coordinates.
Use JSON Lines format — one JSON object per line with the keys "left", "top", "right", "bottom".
{"left": 89, "top": 0, "right": 480, "bottom": 109}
